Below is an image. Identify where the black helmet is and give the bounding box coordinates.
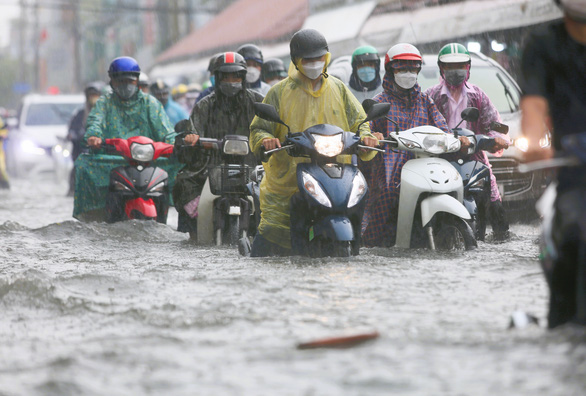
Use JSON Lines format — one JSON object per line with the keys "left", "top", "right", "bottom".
{"left": 262, "top": 58, "right": 287, "bottom": 80}
{"left": 237, "top": 44, "right": 263, "bottom": 64}
{"left": 213, "top": 52, "right": 247, "bottom": 80}
{"left": 289, "top": 29, "right": 328, "bottom": 62}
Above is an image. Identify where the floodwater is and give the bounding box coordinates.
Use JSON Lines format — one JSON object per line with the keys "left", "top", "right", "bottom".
{"left": 1, "top": 178, "right": 585, "bottom": 396}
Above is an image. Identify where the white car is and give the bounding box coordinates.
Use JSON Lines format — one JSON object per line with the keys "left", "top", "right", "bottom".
{"left": 6, "top": 94, "right": 85, "bottom": 179}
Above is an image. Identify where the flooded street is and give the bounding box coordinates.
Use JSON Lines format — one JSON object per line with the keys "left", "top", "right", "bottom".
{"left": 1, "top": 178, "right": 585, "bottom": 395}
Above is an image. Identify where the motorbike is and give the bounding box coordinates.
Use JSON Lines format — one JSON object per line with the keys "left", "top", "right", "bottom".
{"left": 175, "top": 120, "right": 255, "bottom": 246}
{"left": 377, "top": 112, "right": 477, "bottom": 250}
{"left": 102, "top": 136, "right": 174, "bottom": 223}
{"left": 448, "top": 108, "right": 509, "bottom": 241}
{"left": 518, "top": 133, "right": 586, "bottom": 328}
{"left": 251, "top": 101, "right": 388, "bottom": 257}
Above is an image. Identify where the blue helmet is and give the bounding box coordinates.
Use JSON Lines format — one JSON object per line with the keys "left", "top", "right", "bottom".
{"left": 108, "top": 56, "right": 141, "bottom": 79}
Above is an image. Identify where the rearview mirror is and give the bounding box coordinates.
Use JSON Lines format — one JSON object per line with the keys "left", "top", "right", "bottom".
{"left": 253, "top": 103, "right": 290, "bottom": 133}
{"left": 365, "top": 103, "right": 391, "bottom": 122}
{"left": 460, "top": 107, "right": 480, "bottom": 123}
{"left": 174, "top": 119, "right": 193, "bottom": 133}
{"left": 490, "top": 121, "right": 509, "bottom": 134}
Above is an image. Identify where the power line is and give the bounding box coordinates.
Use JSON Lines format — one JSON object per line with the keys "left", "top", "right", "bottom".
{"left": 1, "top": 0, "right": 219, "bottom": 14}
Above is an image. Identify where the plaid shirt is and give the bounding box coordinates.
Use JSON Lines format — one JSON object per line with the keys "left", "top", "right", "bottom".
{"left": 426, "top": 80, "right": 510, "bottom": 202}
{"left": 359, "top": 73, "right": 449, "bottom": 247}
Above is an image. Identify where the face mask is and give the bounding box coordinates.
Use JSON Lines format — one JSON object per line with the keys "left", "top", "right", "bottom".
{"left": 113, "top": 83, "right": 138, "bottom": 100}
{"left": 219, "top": 81, "right": 242, "bottom": 97}
{"left": 246, "top": 67, "right": 261, "bottom": 83}
{"left": 444, "top": 69, "right": 468, "bottom": 87}
{"left": 394, "top": 72, "right": 418, "bottom": 90}
{"left": 357, "top": 67, "right": 376, "bottom": 83}
{"left": 561, "top": 0, "right": 586, "bottom": 23}
{"left": 210, "top": 75, "right": 215, "bottom": 87}
{"left": 301, "top": 61, "right": 325, "bottom": 80}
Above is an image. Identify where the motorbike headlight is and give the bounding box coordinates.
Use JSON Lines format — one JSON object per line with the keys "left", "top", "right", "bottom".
{"left": 21, "top": 139, "right": 46, "bottom": 155}
{"left": 53, "top": 144, "right": 63, "bottom": 153}
{"left": 62, "top": 148, "right": 71, "bottom": 158}
{"left": 348, "top": 172, "right": 367, "bottom": 208}
{"left": 419, "top": 133, "right": 448, "bottom": 154}
{"left": 514, "top": 135, "right": 551, "bottom": 152}
{"left": 150, "top": 181, "right": 165, "bottom": 192}
{"left": 130, "top": 142, "right": 154, "bottom": 162}
{"left": 113, "top": 180, "right": 131, "bottom": 191}
{"left": 313, "top": 133, "right": 343, "bottom": 157}
{"left": 224, "top": 139, "right": 249, "bottom": 156}
{"left": 399, "top": 137, "right": 421, "bottom": 150}
{"left": 302, "top": 171, "right": 331, "bottom": 208}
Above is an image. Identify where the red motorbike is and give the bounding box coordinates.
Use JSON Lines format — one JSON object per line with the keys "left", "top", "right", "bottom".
{"left": 103, "top": 136, "right": 174, "bottom": 223}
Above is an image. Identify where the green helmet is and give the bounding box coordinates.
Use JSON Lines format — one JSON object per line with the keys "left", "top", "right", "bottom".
{"left": 437, "top": 43, "right": 471, "bottom": 64}
{"left": 351, "top": 45, "right": 380, "bottom": 67}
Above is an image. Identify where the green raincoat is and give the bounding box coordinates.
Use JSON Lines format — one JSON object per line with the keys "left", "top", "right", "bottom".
{"left": 249, "top": 61, "right": 377, "bottom": 248}
{"left": 73, "top": 90, "right": 181, "bottom": 221}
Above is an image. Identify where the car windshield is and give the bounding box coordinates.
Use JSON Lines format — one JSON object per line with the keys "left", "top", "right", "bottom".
{"left": 418, "top": 65, "right": 521, "bottom": 114}
{"left": 24, "top": 103, "right": 83, "bottom": 126}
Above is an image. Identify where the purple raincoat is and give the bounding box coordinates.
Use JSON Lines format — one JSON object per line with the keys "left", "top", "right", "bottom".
{"left": 360, "top": 74, "right": 449, "bottom": 247}
{"left": 425, "top": 80, "right": 510, "bottom": 203}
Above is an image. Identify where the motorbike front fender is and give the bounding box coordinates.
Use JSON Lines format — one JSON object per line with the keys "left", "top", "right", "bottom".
{"left": 312, "top": 216, "right": 354, "bottom": 242}
{"left": 421, "top": 194, "right": 471, "bottom": 228}
{"left": 125, "top": 197, "right": 157, "bottom": 219}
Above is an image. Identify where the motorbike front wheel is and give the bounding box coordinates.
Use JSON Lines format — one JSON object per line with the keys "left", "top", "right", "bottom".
{"left": 225, "top": 216, "right": 240, "bottom": 246}
{"left": 433, "top": 215, "right": 477, "bottom": 251}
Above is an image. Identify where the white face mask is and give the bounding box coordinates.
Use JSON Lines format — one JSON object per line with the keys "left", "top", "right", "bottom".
{"left": 301, "top": 61, "right": 325, "bottom": 80}
{"left": 394, "top": 72, "right": 418, "bottom": 90}
{"left": 246, "top": 67, "right": 261, "bottom": 83}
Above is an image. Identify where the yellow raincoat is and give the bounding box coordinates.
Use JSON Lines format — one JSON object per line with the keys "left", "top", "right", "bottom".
{"left": 249, "top": 59, "right": 377, "bottom": 248}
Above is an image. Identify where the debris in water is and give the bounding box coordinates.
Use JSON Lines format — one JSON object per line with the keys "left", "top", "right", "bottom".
{"left": 297, "top": 331, "right": 379, "bottom": 350}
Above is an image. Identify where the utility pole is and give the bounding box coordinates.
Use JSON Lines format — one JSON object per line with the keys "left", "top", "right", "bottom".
{"left": 33, "top": 0, "right": 39, "bottom": 91}
{"left": 72, "top": 0, "right": 81, "bottom": 91}
{"left": 19, "top": 0, "right": 26, "bottom": 83}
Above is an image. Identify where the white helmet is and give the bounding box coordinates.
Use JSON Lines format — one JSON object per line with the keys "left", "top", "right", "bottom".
{"left": 138, "top": 72, "right": 149, "bottom": 87}
{"left": 384, "top": 43, "right": 422, "bottom": 66}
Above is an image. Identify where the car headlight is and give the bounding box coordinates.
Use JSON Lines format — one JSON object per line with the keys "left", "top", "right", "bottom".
{"left": 21, "top": 139, "right": 46, "bottom": 155}
{"left": 417, "top": 133, "right": 448, "bottom": 154}
{"left": 313, "top": 133, "right": 343, "bottom": 157}
{"left": 348, "top": 172, "right": 367, "bottom": 208}
{"left": 514, "top": 135, "right": 551, "bottom": 152}
{"left": 470, "top": 177, "right": 486, "bottom": 189}
{"left": 130, "top": 142, "right": 154, "bottom": 162}
{"left": 224, "top": 139, "right": 249, "bottom": 156}
{"left": 113, "top": 181, "right": 131, "bottom": 191}
{"left": 150, "top": 181, "right": 165, "bottom": 192}
{"left": 302, "top": 171, "right": 331, "bottom": 207}
{"left": 399, "top": 137, "right": 421, "bottom": 149}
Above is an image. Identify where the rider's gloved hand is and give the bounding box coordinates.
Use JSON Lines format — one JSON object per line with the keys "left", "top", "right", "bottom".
{"left": 262, "top": 138, "right": 281, "bottom": 150}
{"left": 87, "top": 136, "right": 102, "bottom": 149}
{"left": 184, "top": 134, "right": 200, "bottom": 146}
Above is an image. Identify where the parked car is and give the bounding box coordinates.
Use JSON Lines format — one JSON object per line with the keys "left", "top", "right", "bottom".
{"left": 417, "top": 52, "right": 552, "bottom": 217}
{"left": 5, "top": 94, "right": 85, "bottom": 179}
{"left": 329, "top": 51, "right": 551, "bottom": 217}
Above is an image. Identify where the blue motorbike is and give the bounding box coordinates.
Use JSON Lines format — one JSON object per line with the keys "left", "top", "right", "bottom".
{"left": 251, "top": 102, "right": 388, "bottom": 257}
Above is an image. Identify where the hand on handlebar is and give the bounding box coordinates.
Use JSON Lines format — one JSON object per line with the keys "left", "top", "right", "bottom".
{"left": 458, "top": 136, "right": 471, "bottom": 153}
{"left": 262, "top": 138, "right": 281, "bottom": 151}
{"left": 184, "top": 133, "right": 200, "bottom": 146}
{"left": 372, "top": 132, "right": 385, "bottom": 142}
{"left": 489, "top": 136, "right": 510, "bottom": 153}
{"left": 87, "top": 136, "right": 103, "bottom": 149}
{"left": 361, "top": 135, "right": 379, "bottom": 148}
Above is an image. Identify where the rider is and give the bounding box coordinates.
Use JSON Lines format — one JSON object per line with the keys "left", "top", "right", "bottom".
{"left": 66, "top": 81, "right": 104, "bottom": 196}
{"left": 348, "top": 45, "right": 383, "bottom": 103}
{"left": 520, "top": 0, "right": 586, "bottom": 328}
{"left": 249, "top": 28, "right": 379, "bottom": 256}
{"left": 425, "top": 43, "right": 511, "bottom": 241}
{"left": 0, "top": 115, "right": 9, "bottom": 189}
{"left": 360, "top": 43, "right": 465, "bottom": 247}
{"left": 172, "top": 52, "right": 264, "bottom": 240}
{"left": 261, "top": 58, "right": 288, "bottom": 86}
{"left": 172, "top": 83, "right": 191, "bottom": 113}
{"left": 74, "top": 56, "right": 180, "bottom": 221}
{"left": 150, "top": 79, "right": 190, "bottom": 126}
{"left": 237, "top": 44, "right": 271, "bottom": 96}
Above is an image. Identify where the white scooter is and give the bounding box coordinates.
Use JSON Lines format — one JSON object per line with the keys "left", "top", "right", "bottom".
{"left": 378, "top": 116, "right": 477, "bottom": 250}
